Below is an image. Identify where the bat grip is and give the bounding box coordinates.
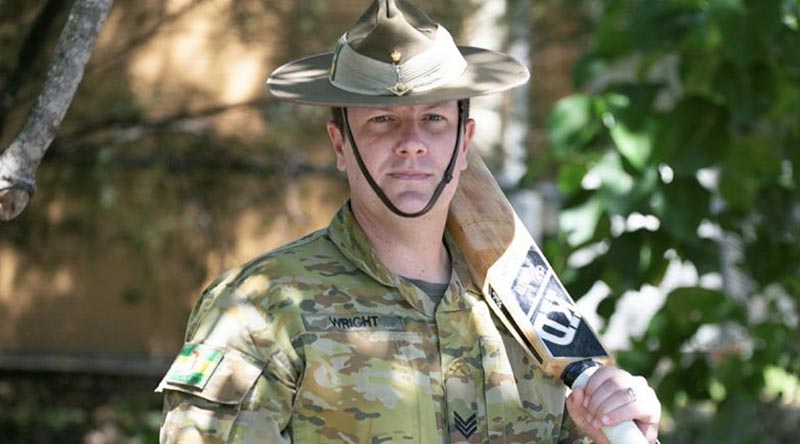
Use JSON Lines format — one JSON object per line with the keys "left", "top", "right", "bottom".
{"left": 562, "top": 360, "right": 650, "bottom": 444}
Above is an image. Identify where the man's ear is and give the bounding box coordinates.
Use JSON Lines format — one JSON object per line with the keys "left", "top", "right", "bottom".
{"left": 459, "top": 118, "right": 476, "bottom": 171}
{"left": 327, "top": 121, "right": 347, "bottom": 172}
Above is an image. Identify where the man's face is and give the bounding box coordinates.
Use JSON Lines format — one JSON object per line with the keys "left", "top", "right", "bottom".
{"left": 327, "top": 101, "right": 475, "bottom": 218}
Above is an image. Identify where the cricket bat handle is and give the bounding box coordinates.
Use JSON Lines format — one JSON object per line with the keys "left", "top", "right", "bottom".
{"left": 564, "top": 361, "right": 650, "bottom": 444}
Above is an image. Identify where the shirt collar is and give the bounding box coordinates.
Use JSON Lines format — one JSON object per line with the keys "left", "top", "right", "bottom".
{"left": 327, "top": 201, "right": 480, "bottom": 315}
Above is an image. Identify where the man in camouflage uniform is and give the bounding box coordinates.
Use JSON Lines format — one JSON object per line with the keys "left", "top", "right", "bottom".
{"left": 156, "top": 1, "right": 662, "bottom": 443}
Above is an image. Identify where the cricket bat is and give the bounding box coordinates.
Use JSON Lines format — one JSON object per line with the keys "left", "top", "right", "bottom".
{"left": 447, "top": 149, "right": 648, "bottom": 444}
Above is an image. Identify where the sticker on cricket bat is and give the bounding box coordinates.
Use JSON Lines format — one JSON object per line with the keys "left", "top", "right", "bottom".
{"left": 511, "top": 247, "right": 606, "bottom": 358}
{"left": 484, "top": 240, "right": 612, "bottom": 377}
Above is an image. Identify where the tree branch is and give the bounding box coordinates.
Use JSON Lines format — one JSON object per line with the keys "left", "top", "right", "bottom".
{"left": 0, "top": 0, "right": 114, "bottom": 222}
{"left": 0, "top": 0, "right": 69, "bottom": 141}
{"left": 58, "top": 96, "right": 274, "bottom": 143}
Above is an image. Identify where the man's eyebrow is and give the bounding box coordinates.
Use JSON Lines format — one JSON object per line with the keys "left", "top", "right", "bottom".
{"left": 360, "top": 103, "right": 451, "bottom": 113}
{"left": 361, "top": 107, "right": 394, "bottom": 113}
{"left": 422, "top": 103, "right": 452, "bottom": 112}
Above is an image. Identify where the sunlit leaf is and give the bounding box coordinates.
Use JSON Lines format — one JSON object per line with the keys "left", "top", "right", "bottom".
{"left": 546, "top": 95, "right": 601, "bottom": 159}
{"left": 602, "top": 84, "right": 660, "bottom": 133}
{"left": 595, "top": 151, "right": 635, "bottom": 199}
{"left": 609, "top": 121, "right": 652, "bottom": 170}
{"left": 560, "top": 195, "right": 605, "bottom": 247}
{"left": 557, "top": 161, "right": 589, "bottom": 195}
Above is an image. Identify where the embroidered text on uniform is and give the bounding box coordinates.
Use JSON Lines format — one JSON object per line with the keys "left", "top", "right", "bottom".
{"left": 329, "top": 315, "right": 380, "bottom": 329}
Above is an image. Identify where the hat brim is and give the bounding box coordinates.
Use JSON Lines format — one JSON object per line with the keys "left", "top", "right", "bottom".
{"left": 266, "top": 46, "right": 529, "bottom": 107}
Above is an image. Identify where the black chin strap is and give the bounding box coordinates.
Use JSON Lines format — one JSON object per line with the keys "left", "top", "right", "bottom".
{"left": 342, "top": 101, "right": 466, "bottom": 218}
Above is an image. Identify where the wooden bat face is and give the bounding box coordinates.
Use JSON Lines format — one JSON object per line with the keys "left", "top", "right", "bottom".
{"left": 447, "top": 149, "right": 612, "bottom": 378}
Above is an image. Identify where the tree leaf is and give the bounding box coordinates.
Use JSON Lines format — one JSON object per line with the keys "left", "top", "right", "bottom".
{"left": 652, "top": 96, "right": 729, "bottom": 175}
{"left": 777, "top": 25, "right": 800, "bottom": 82}
{"left": 604, "top": 230, "right": 648, "bottom": 293}
{"left": 713, "top": 62, "right": 779, "bottom": 123}
{"left": 609, "top": 121, "right": 652, "bottom": 170}
{"left": 719, "top": 136, "right": 783, "bottom": 210}
{"left": 709, "top": 0, "right": 781, "bottom": 67}
{"left": 654, "top": 177, "right": 711, "bottom": 243}
{"left": 559, "top": 195, "right": 605, "bottom": 247}
{"left": 557, "top": 161, "right": 588, "bottom": 195}
{"left": 664, "top": 287, "right": 745, "bottom": 332}
{"left": 546, "top": 95, "right": 601, "bottom": 160}
{"left": 629, "top": 0, "right": 708, "bottom": 54}
{"left": 592, "top": 0, "right": 636, "bottom": 59}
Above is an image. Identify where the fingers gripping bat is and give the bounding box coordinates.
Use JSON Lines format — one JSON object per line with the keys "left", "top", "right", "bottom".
{"left": 447, "top": 149, "right": 648, "bottom": 444}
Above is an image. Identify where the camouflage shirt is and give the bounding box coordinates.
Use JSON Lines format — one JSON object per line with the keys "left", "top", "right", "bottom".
{"left": 157, "top": 203, "right": 590, "bottom": 444}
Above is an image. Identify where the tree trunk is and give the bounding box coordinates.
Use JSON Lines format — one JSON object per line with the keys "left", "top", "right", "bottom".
{"left": 0, "top": 0, "right": 114, "bottom": 222}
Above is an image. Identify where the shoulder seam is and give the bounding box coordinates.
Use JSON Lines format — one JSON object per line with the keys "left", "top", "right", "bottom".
{"left": 232, "top": 228, "right": 330, "bottom": 287}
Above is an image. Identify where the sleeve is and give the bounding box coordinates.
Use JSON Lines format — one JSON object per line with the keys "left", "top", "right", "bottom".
{"left": 156, "top": 272, "right": 300, "bottom": 443}
{"left": 158, "top": 349, "right": 297, "bottom": 443}
{"left": 557, "top": 406, "right": 592, "bottom": 444}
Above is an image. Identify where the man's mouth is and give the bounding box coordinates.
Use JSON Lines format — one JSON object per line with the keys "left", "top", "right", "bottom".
{"left": 388, "top": 169, "right": 433, "bottom": 180}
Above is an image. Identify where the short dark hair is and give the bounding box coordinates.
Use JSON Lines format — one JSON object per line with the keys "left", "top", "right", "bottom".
{"left": 330, "top": 99, "right": 471, "bottom": 131}
{"left": 331, "top": 106, "right": 345, "bottom": 131}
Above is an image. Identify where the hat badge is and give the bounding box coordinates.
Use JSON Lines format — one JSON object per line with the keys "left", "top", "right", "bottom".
{"left": 387, "top": 49, "right": 411, "bottom": 96}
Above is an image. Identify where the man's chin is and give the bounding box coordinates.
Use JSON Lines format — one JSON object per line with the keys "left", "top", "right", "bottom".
{"left": 388, "top": 192, "right": 439, "bottom": 215}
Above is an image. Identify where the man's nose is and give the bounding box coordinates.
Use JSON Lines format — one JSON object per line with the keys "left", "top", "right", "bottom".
{"left": 395, "top": 123, "right": 428, "bottom": 157}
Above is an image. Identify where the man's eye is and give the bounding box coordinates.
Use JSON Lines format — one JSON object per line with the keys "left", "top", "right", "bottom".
{"left": 424, "top": 114, "right": 445, "bottom": 122}
{"left": 371, "top": 115, "right": 392, "bottom": 123}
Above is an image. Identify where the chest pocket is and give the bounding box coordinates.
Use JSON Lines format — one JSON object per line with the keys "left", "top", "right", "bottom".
{"left": 485, "top": 334, "right": 570, "bottom": 444}
{"left": 292, "top": 330, "right": 439, "bottom": 444}
{"left": 482, "top": 336, "right": 560, "bottom": 444}
{"left": 442, "top": 302, "right": 566, "bottom": 444}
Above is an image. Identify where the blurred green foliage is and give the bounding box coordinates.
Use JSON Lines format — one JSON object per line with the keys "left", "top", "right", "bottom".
{"left": 0, "top": 372, "right": 161, "bottom": 444}
{"left": 544, "top": 0, "right": 800, "bottom": 441}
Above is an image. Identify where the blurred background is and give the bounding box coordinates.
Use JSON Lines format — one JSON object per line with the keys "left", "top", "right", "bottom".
{"left": 0, "top": 0, "right": 798, "bottom": 443}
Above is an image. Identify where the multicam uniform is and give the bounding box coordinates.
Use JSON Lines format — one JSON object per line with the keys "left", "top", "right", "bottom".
{"left": 157, "top": 203, "right": 589, "bottom": 444}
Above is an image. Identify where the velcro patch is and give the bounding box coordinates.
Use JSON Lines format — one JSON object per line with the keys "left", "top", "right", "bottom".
{"left": 164, "top": 344, "right": 224, "bottom": 389}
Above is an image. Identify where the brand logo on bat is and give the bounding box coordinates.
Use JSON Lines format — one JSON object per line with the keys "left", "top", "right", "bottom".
{"left": 532, "top": 288, "right": 582, "bottom": 346}
{"left": 508, "top": 247, "right": 607, "bottom": 359}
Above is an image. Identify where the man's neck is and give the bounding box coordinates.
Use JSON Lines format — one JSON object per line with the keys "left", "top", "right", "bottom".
{"left": 352, "top": 201, "right": 451, "bottom": 284}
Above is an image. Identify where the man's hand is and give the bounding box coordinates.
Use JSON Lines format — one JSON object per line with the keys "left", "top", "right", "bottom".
{"left": 565, "top": 365, "right": 661, "bottom": 444}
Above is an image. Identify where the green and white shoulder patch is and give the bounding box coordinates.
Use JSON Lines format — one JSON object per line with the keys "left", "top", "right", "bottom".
{"left": 163, "top": 343, "right": 224, "bottom": 389}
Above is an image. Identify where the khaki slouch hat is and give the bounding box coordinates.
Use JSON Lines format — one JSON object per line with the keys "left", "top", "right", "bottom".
{"left": 266, "top": 0, "right": 530, "bottom": 107}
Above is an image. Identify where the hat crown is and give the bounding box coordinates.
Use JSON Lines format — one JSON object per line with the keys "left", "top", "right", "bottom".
{"left": 265, "top": 0, "right": 530, "bottom": 106}
{"left": 347, "top": 0, "right": 438, "bottom": 63}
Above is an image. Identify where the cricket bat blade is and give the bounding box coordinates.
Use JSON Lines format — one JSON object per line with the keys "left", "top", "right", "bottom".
{"left": 447, "top": 149, "right": 649, "bottom": 444}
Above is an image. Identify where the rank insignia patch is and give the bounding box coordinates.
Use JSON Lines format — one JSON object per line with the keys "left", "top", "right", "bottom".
{"left": 164, "top": 344, "right": 224, "bottom": 389}
{"left": 454, "top": 411, "right": 477, "bottom": 438}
